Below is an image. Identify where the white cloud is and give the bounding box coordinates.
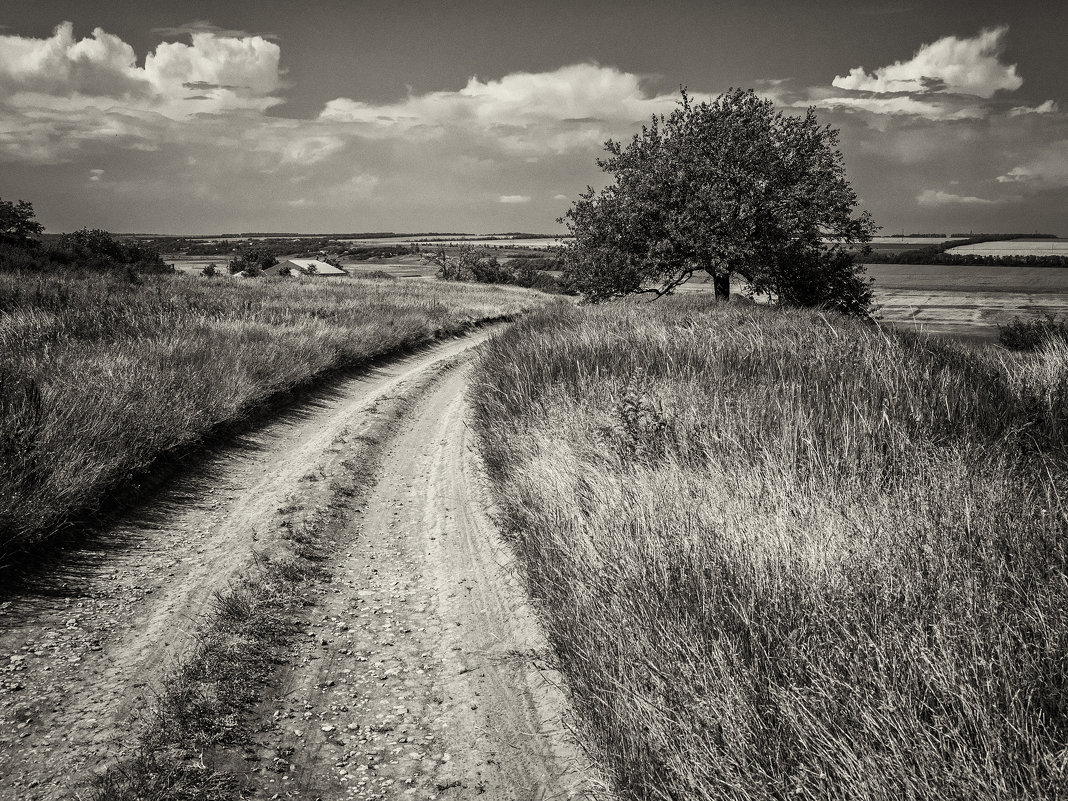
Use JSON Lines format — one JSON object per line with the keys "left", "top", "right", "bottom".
{"left": 1008, "top": 99, "right": 1059, "bottom": 116}
{"left": 0, "top": 21, "right": 282, "bottom": 118}
{"left": 320, "top": 63, "right": 675, "bottom": 154}
{"left": 0, "top": 22, "right": 149, "bottom": 99}
{"left": 144, "top": 31, "right": 283, "bottom": 100}
{"left": 997, "top": 140, "right": 1068, "bottom": 188}
{"left": 917, "top": 189, "right": 1000, "bottom": 206}
{"left": 812, "top": 93, "right": 986, "bottom": 120}
{"left": 498, "top": 195, "right": 531, "bottom": 204}
{"left": 832, "top": 27, "right": 1022, "bottom": 98}
{"left": 88, "top": 168, "right": 103, "bottom": 181}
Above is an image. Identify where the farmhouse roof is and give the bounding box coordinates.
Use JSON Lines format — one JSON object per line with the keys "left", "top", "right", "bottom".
{"left": 279, "top": 258, "right": 347, "bottom": 276}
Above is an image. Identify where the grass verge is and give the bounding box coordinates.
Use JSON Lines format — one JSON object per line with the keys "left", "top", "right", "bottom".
{"left": 470, "top": 297, "right": 1068, "bottom": 800}
{"left": 0, "top": 271, "right": 543, "bottom": 557}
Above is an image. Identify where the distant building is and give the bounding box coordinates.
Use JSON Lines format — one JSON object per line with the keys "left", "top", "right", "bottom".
{"left": 272, "top": 258, "right": 348, "bottom": 277}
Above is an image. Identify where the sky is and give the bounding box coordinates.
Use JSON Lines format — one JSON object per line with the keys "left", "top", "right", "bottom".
{"left": 1, "top": 1, "right": 1065, "bottom": 235}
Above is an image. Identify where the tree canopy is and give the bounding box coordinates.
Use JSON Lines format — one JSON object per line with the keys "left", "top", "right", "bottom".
{"left": 561, "top": 88, "right": 878, "bottom": 315}
{"left": 0, "top": 198, "right": 44, "bottom": 248}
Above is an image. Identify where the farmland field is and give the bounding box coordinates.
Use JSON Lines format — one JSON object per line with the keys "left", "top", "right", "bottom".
{"left": 163, "top": 256, "right": 229, "bottom": 274}
{"left": 946, "top": 239, "right": 1068, "bottom": 257}
{"left": 677, "top": 263, "right": 1068, "bottom": 342}
{"left": 343, "top": 236, "right": 570, "bottom": 250}
{"left": 866, "top": 263, "right": 1068, "bottom": 341}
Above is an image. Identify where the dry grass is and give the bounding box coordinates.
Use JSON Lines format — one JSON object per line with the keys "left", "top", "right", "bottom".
{"left": 470, "top": 298, "right": 1068, "bottom": 800}
{"left": 0, "top": 271, "right": 542, "bottom": 556}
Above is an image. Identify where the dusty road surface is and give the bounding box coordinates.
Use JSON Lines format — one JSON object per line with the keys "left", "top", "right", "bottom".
{"left": 0, "top": 329, "right": 602, "bottom": 800}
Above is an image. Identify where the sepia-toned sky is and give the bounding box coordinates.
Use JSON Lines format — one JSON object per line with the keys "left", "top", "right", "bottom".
{"left": 1, "top": 1, "right": 1065, "bottom": 234}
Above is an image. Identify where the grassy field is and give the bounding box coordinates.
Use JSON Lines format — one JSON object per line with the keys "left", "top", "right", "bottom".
{"left": 0, "top": 270, "right": 542, "bottom": 557}
{"left": 471, "top": 298, "right": 1068, "bottom": 801}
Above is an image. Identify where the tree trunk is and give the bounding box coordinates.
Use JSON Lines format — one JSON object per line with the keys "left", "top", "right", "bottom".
{"left": 713, "top": 271, "right": 730, "bottom": 301}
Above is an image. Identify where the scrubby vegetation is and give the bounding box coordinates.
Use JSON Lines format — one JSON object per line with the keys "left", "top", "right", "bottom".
{"left": 999, "top": 313, "right": 1068, "bottom": 350}
{"left": 471, "top": 298, "right": 1068, "bottom": 801}
{"left": 428, "top": 245, "right": 575, "bottom": 293}
{"left": 1, "top": 200, "right": 172, "bottom": 277}
{"left": 0, "top": 270, "right": 542, "bottom": 557}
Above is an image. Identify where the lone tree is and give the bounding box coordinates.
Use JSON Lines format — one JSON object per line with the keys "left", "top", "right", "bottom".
{"left": 561, "top": 88, "right": 878, "bottom": 315}
{"left": 0, "top": 198, "right": 44, "bottom": 248}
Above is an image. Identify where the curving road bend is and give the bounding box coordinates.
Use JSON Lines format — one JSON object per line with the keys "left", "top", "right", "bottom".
{"left": 0, "top": 329, "right": 603, "bottom": 801}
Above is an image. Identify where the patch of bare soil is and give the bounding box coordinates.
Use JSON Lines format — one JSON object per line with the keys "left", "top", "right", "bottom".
{"left": 0, "top": 329, "right": 604, "bottom": 801}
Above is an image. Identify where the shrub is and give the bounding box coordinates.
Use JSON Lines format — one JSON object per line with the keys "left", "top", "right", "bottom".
{"left": 998, "top": 314, "right": 1068, "bottom": 350}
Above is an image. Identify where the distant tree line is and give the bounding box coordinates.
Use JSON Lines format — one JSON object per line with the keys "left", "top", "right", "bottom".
{"left": 864, "top": 234, "right": 1067, "bottom": 266}
{"left": 0, "top": 198, "right": 171, "bottom": 278}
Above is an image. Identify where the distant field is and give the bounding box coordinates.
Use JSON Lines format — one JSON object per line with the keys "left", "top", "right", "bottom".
{"left": 866, "top": 263, "right": 1068, "bottom": 341}
{"left": 165, "top": 256, "right": 228, "bottom": 275}
{"left": 868, "top": 236, "right": 962, "bottom": 245}
{"left": 330, "top": 236, "right": 569, "bottom": 250}
{"left": 946, "top": 239, "right": 1068, "bottom": 257}
{"left": 677, "top": 263, "right": 1068, "bottom": 342}
{"left": 167, "top": 251, "right": 1068, "bottom": 343}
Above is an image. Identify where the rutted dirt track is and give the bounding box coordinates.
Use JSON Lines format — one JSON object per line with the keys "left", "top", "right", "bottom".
{"left": 0, "top": 329, "right": 602, "bottom": 800}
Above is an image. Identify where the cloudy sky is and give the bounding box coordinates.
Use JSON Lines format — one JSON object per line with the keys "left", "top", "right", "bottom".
{"left": 1, "top": 1, "right": 1064, "bottom": 234}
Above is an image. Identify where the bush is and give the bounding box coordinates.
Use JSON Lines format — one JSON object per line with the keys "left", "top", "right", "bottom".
{"left": 998, "top": 314, "right": 1068, "bottom": 350}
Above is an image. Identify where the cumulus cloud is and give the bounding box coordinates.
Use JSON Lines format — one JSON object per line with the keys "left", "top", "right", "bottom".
{"left": 1008, "top": 99, "right": 1059, "bottom": 116}
{"left": 0, "top": 21, "right": 283, "bottom": 119}
{"left": 320, "top": 63, "right": 674, "bottom": 153}
{"left": 144, "top": 32, "right": 282, "bottom": 101}
{"left": 0, "top": 24, "right": 669, "bottom": 230}
{"left": 832, "top": 27, "right": 1021, "bottom": 98}
{"left": 917, "top": 189, "right": 1000, "bottom": 206}
{"left": 0, "top": 22, "right": 149, "bottom": 99}
{"left": 997, "top": 140, "right": 1068, "bottom": 188}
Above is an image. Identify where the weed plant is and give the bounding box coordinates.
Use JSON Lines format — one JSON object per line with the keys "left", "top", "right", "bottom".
{"left": 471, "top": 298, "right": 1068, "bottom": 800}
{"left": 0, "top": 270, "right": 540, "bottom": 555}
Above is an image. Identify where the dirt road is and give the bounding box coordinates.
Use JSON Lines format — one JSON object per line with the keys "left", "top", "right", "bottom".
{"left": 0, "top": 330, "right": 601, "bottom": 800}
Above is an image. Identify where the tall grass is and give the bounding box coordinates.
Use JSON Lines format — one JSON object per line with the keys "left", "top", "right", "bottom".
{"left": 0, "top": 271, "right": 541, "bottom": 555}
{"left": 470, "top": 298, "right": 1068, "bottom": 800}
